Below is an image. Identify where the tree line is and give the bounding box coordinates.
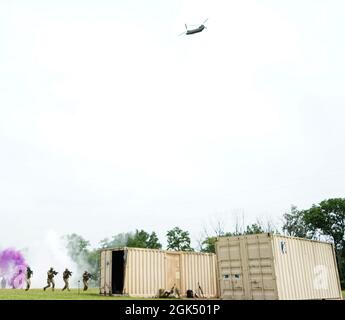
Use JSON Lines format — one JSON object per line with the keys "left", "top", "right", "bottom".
{"left": 63, "top": 198, "right": 345, "bottom": 288}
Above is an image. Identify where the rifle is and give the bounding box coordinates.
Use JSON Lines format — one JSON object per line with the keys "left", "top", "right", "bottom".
{"left": 162, "top": 284, "right": 175, "bottom": 298}
{"left": 84, "top": 272, "right": 94, "bottom": 280}
{"left": 198, "top": 282, "right": 205, "bottom": 298}
{"left": 64, "top": 270, "right": 72, "bottom": 277}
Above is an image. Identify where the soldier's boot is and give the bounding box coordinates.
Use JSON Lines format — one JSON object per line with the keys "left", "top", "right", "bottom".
{"left": 44, "top": 280, "right": 51, "bottom": 291}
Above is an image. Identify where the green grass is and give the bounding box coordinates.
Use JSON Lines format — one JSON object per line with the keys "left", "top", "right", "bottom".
{"left": 0, "top": 288, "right": 146, "bottom": 300}
{"left": 3, "top": 288, "right": 343, "bottom": 300}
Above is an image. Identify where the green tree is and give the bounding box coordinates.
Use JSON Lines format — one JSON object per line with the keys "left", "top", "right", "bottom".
{"left": 302, "top": 198, "right": 345, "bottom": 287}
{"left": 303, "top": 199, "right": 345, "bottom": 248}
{"left": 166, "top": 227, "right": 194, "bottom": 251}
{"left": 147, "top": 232, "right": 162, "bottom": 249}
{"left": 127, "top": 230, "right": 150, "bottom": 248}
{"left": 201, "top": 236, "right": 217, "bottom": 253}
{"left": 64, "top": 233, "right": 90, "bottom": 263}
{"left": 127, "top": 230, "right": 162, "bottom": 249}
{"left": 201, "top": 231, "right": 233, "bottom": 253}
{"left": 244, "top": 223, "right": 265, "bottom": 235}
{"left": 243, "top": 220, "right": 278, "bottom": 235}
{"left": 282, "top": 205, "right": 311, "bottom": 238}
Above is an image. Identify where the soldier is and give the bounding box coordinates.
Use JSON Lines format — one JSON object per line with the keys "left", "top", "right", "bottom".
{"left": 25, "top": 266, "right": 33, "bottom": 291}
{"left": 62, "top": 268, "right": 72, "bottom": 291}
{"left": 82, "top": 271, "right": 92, "bottom": 291}
{"left": 11, "top": 269, "right": 24, "bottom": 289}
{"left": 43, "top": 267, "right": 58, "bottom": 291}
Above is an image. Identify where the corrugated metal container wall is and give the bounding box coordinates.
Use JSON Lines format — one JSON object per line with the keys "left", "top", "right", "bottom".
{"left": 124, "top": 248, "right": 166, "bottom": 297}
{"left": 216, "top": 234, "right": 342, "bottom": 300}
{"left": 273, "top": 235, "right": 342, "bottom": 300}
{"left": 100, "top": 250, "right": 112, "bottom": 295}
{"left": 100, "top": 247, "right": 219, "bottom": 298}
{"left": 180, "top": 252, "right": 219, "bottom": 298}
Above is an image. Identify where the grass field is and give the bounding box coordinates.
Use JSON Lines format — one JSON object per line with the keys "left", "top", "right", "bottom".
{"left": 0, "top": 288, "right": 141, "bottom": 300}
{"left": 1, "top": 288, "right": 344, "bottom": 300}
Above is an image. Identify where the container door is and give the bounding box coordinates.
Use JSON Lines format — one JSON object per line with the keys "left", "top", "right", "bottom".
{"left": 166, "top": 254, "right": 181, "bottom": 291}
{"left": 101, "top": 250, "right": 112, "bottom": 295}
{"left": 244, "top": 235, "right": 277, "bottom": 300}
{"left": 217, "top": 238, "right": 247, "bottom": 299}
{"left": 100, "top": 250, "right": 106, "bottom": 294}
{"left": 217, "top": 235, "right": 277, "bottom": 300}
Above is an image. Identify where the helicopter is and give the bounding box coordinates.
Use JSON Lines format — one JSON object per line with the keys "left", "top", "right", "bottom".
{"left": 179, "top": 18, "right": 208, "bottom": 36}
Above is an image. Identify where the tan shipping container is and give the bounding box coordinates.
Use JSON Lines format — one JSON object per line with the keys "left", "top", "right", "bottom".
{"left": 216, "top": 233, "right": 342, "bottom": 300}
{"left": 100, "top": 247, "right": 219, "bottom": 298}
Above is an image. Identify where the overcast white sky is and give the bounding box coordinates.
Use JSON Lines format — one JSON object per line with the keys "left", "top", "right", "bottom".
{"left": 1, "top": 0, "right": 345, "bottom": 249}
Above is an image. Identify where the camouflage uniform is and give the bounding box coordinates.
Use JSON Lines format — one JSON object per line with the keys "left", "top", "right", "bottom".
{"left": 25, "top": 267, "right": 33, "bottom": 291}
{"left": 43, "top": 268, "right": 57, "bottom": 291}
{"left": 62, "top": 269, "right": 72, "bottom": 291}
{"left": 82, "top": 271, "right": 91, "bottom": 291}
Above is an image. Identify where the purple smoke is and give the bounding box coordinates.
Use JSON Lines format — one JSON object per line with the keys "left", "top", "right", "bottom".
{"left": 0, "top": 248, "right": 27, "bottom": 288}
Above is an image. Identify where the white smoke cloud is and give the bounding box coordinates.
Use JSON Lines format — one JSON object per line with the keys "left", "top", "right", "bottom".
{"left": 23, "top": 230, "right": 81, "bottom": 289}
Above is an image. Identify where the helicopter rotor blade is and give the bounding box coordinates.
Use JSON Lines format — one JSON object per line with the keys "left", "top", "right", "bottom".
{"left": 178, "top": 31, "right": 186, "bottom": 36}
{"left": 202, "top": 18, "right": 208, "bottom": 24}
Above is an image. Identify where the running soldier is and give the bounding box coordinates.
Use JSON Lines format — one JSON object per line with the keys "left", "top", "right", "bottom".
{"left": 25, "top": 266, "right": 33, "bottom": 291}
{"left": 43, "top": 267, "right": 58, "bottom": 291}
{"left": 62, "top": 268, "right": 72, "bottom": 291}
{"left": 82, "top": 271, "right": 92, "bottom": 291}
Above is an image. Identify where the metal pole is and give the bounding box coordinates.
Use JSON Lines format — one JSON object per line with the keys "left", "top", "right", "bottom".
{"left": 78, "top": 280, "right": 80, "bottom": 295}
